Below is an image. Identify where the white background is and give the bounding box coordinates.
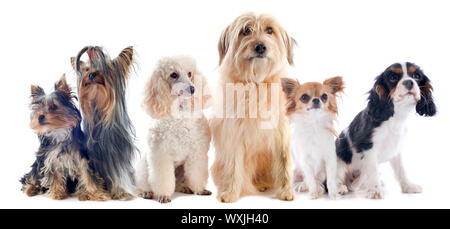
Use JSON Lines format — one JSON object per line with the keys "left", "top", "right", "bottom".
{"left": 1, "top": 0, "right": 449, "bottom": 209}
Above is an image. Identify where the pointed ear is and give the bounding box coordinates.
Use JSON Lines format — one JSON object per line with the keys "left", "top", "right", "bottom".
{"left": 71, "top": 56, "right": 85, "bottom": 71}
{"left": 281, "top": 29, "right": 296, "bottom": 65}
{"left": 324, "top": 76, "right": 345, "bottom": 95}
{"left": 218, "top": 25, "right": 231, "bottom": 65}
{"left": 55, "top": 74, "right": 72, "bottom": 99}
{"left": 416, "top": 79, "right": 436, "bottom": 117}
{"left": 281, "top": 77, "right": 300, "bottom": 114}
{"left": 31, "top": 85, "right": 45, "bottom": 99}
{"left": 113, "top": 46, "right": 134, "bottom": 78}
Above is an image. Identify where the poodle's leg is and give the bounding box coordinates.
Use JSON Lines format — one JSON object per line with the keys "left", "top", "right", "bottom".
{"left": 148, "top": 152, "right": 175, "bottom": 203}
{"left": 184, "top": 152, "right": 211, "bottom": 196}
{"left": 390, "top": 154, "right": 422, "bottom": 193}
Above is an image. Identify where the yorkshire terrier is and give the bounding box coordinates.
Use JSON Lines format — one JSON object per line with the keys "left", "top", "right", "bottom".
{"left": 71, "top": 46, "right": 137, "bottom": 200}
{"left": 20, "top": 75, "right": 109, "bottom": 201}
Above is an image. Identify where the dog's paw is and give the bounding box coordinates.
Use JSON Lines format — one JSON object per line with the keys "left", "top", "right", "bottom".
{"left": 338, "top": 184, "right": 349, "bottom": 195}
{"left": 138, "top": 191, "right": 154, "bottom": 199}
{"left": 366, "top": 187, "right": 384, "bottom": 199}
{"left": 24, "top": 184, "right": 42, "bottom": 197}
{"left": 277, "top": 190, "right": 295, "bottom": 201}
{"left": 196, "top": 189, "right": 212, "bottom": 195}
{"left": 78, "top": 191, "right": 109, "bottom": 201}
{"left": 401, "top": 183, "right": 422, "bottom": 194}
{"left": 217, "top": 191, "right": 239, "bottom": 203}
{"left": 156, "top": 195, "right": 171, "bottom": 203}
{"left": 257, "top": 186, "right": 271, "bottom": 192}
{"left": 176, "top": 186, "right": 194, "bottom": 194}
{"left": 328, "top": 192, "right": 341, "bottom": 200}
{"left": 46, "top": 191, "right": 68, "bottom": 200}
{"left": 294, "top": 182, "right": 308, "bottom": 193}
{"left": 112, "top": 191, "right": 135, "bottom": 200}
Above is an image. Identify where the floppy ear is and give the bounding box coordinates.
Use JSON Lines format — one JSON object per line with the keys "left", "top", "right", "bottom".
{"left": 324, "top": 76, "right": 345, "bottom": 95}
{"left": 280, "top": 29, "right": 296, "bottom": 66}
{"left": 31, "top": 85, "right": 45, "bottom": 99}
{"left": 113, "top": 46, "right": 134, "bottom": 78}
{"left": 373, "top": 73, "right": 389, "bottom": 101}
{"left": 218, "top": 25, "right": 231, "bottom": 65}
{"left": 142, "top": 69, "right": 172, "bottom": 119}
{"left": 55, "top": 74, "right": 73, "bottom": 100}
{"left": 416, "top": 77, "right": 436, "bottom": 117}
{"left": 281, "top": 77, "right": 300, "bottom": 114}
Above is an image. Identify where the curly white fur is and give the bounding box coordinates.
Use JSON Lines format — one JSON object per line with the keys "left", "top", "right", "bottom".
{"left": 136, "top": 55, "right": 212, "bottom": 203}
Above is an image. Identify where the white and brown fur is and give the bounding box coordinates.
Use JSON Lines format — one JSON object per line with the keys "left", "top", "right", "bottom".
{"left": 210, "top": 12, "right": 297, "bottom": 202}
{"left": 282, "top": 76, "right": 346, "bottom": 199}
{"left": 136, "top": 55, "right": 212, "bottom": 203}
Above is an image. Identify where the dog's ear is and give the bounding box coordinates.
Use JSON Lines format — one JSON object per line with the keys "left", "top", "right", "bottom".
{"left": 373, "top": 73, "right": 389, "bottom": 101}
{"left": 143, "top": 69, "right": 173, "bottom": 119}
{"left": 416, "top": 75, "right": 436, "bottom": 117}
{"left": 55, "top": 74, "right": 73, "bottom": 100}
{"left": 281, "top": 77, "right": 300, "bottom": 114}
{"left": 324, "top": 76, "right": 345, "bottom": 95}
{"left": 218, "top": 25, "right": 231, "bottom": 65}
{"left": 70, "top": 56, "right": 85, "bottom": 71}
{"left": 113, "top": 46, "right": 134, "bottom": 78}
{"left": 31, "top": 85, "right": 45, "bottom": 99}
{"left": 280, "top": 29, "right": 296, "bottom": 66}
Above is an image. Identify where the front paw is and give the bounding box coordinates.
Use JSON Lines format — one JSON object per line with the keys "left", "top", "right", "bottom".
{"left": 156, "top": 195, "right": 171, "bottom": 203}
{"left": 46, "top": 191, "right": 68, "bottom": 200}
{"left": 366, "top": 186, "right": 384, "bottom": 199}
{"left": 196, "top": 189, "right": 212, "bottom": 195}
{"left": 338, "top": 184, "right": 349, "bottom": 195}
{"left": 401, "top": 183, "right": 422, "bottom": 194}
{"left": 138, "top": 191, "right": 154, "bottom": 199}
{"left": 294, "top": 182, "right": 308, "bottom": 193}
{"left": 277, "top": 190, "right": 295, "bottom": 201}
{"left": 217, "top": 191, "right": 239, "bottom": 203}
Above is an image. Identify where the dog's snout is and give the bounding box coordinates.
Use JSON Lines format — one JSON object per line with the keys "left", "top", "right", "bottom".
{"left": 254, "top": 43, "right": 266, "bottom": 55}
{"left": 312, "top": 98, "right": 321, "bottom": 109}
{"left": 189, "top": 86, "right": 195, "bottom": 94}
{"left": 403, "top": 80, "right": 413, "bottom": 90}
{"left": 38, "top": 115, "right": 45, "bottom": 124}
{"left": 88, "top": 72, "right": 97, "bottom": 80}
{"left": 312, "top": 98, "right": 320, "bottom": 104}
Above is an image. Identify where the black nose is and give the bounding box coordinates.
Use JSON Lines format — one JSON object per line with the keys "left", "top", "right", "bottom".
{"left": 88, "top": 72, "right": 97, "bottom": 80}
{"left": 403, "top": 80, "right": 413, "bottom": 90}
{"left": 189, "top": 86, "right": 195, "bottom": 94}
{"left": 312, "top": 98, "right": 320, "bottom": 104}
{"left": 38, "top": 115, "right": 45, "bottom": 124}
{"left": 254, "top": 43, "right": 266, "bottom": 55}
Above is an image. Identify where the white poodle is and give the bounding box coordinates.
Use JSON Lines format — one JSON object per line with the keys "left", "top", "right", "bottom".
{"left": 136, "top": 55, "right": 212, "bottom": 203}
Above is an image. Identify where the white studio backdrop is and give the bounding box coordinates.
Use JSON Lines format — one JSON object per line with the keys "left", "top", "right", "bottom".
{"left": 0, "top": 0, "right": 449, "bottom": 208}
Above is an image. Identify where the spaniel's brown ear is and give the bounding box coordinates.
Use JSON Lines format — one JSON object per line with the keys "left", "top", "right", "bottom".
{"left": 416, "top": 78, "right": 436, "bottom": 117}
{"left": 218, "top": 25, "right": 231, "bottom": 65}
{"left": 324, "top": 76, "right": 345, "bottom": 95}
{"left": 281, "top": 77, "right": 300, "bottom": 114}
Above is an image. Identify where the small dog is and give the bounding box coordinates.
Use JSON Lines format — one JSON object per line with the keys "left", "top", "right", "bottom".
{"left": 71, "top": 46, "right": 137, "bottom": 200}
{"left": 137, "top": 55, "right": 212, "bottom": 203}
{"left": 282, "top": 76, "right": 345, "bottom": 200}
{"left": 20, "top": 75, "right": 109, "bottom": 201}
{"left": 336, "top": 62, "right": 436, "bottom": 199}
{"left": 210, "top": 12, "right": 296, "bottom": 202}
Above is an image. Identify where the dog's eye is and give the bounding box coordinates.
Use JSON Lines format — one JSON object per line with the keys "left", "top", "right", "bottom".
{"left": 389, "top": 74, "right": 399, "bottom": 82}
{"left": 321, "top": 93, "right": 328, "bottom": 102}
{"left": 49, "top": 104, "right": 57, "bottom": 111}
{"left": 300, "top": 94, "right": 310, "bottom": 102}
{"left": 411, "top": 73, "right": 420, "bottom": 80}
{"left": 243, "top": 27, "right": 251, "bottom": 36}
{"left": 188, "top": 72, "right": 192, "bottom": 78}
{"left": 170, "top": 72, "right": 179, "bottom": 79}
{"left": 266, "top": 27, "right": 273, "bottom": 34}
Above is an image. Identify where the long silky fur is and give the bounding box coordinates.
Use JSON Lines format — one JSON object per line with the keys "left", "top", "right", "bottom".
{"left": 74, "top": 46, "right": 137, "bottom": 196}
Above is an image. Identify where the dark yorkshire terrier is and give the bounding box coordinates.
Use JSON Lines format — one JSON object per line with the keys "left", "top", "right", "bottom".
{"left": 71, "top": 46, "right": 137, "bottom": 200}
{"left": 20, "top": 75, "right": 110, "bottom": 201}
